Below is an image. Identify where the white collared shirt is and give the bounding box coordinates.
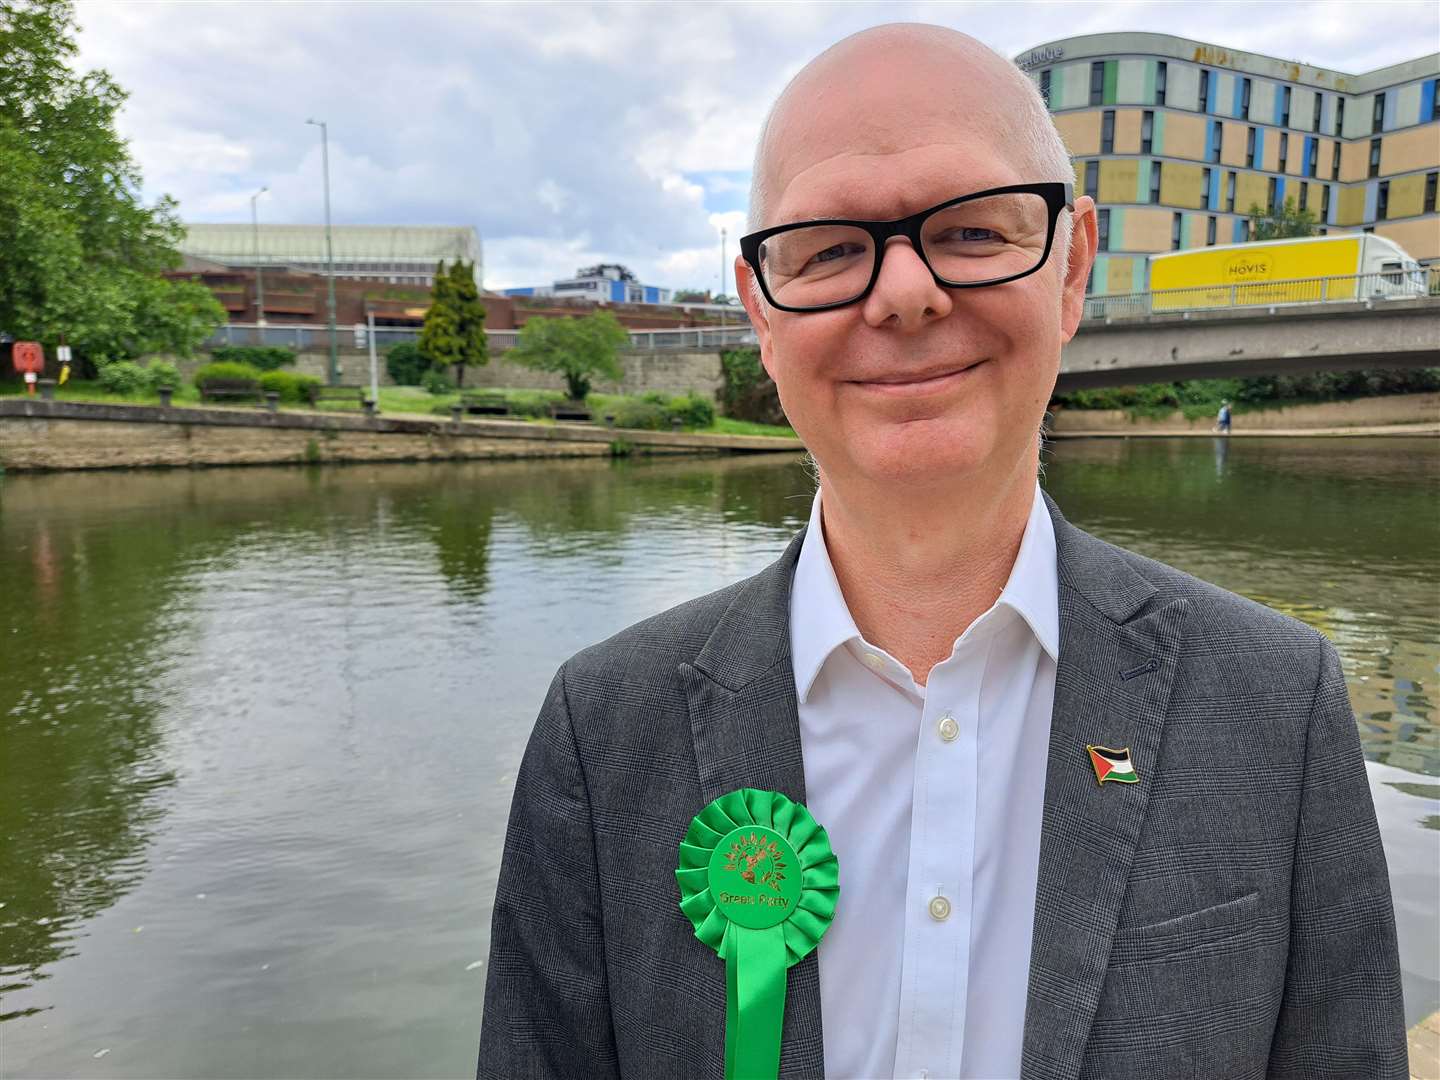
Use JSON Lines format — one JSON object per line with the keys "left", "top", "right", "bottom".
{"left": 789, "top": 480, "right": 1060, "bottom": 1080}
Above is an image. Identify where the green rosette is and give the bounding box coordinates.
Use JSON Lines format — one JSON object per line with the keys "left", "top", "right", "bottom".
{"left": 675, "top": 788, "right": 839, "bottom": 1080}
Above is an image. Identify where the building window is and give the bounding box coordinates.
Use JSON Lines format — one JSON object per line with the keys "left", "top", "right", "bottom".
{"left": 1281, "top": 86, "right": 1292, "bottom": 127}
{"left": 1363, "top": 225, "right": 1375, "bottom": 234}
{"left": 1247, "top": 126, "right": 1258, "bottom": 168}
{"left": 1207, "top": 215, "right": 1217, "bottom": 245}
{"left": 1090, "top": 62, "right": 1104, "bottom": 106}
{"left": 1226, "top": 171, "right": 1237, "bottom": 212}
{"left": 1141, "top": 110, "right": 1154, "bottom": 154}
{"left": 1084, "top": 160, "right": 1099, "bottom": 198}
{"left": 1306, "top": 138, "right": 1318, "bottom": 177}
{"left": 1331, "top": 140, "right": 1341, "bottom": 178}
{"left": 1241, "top": 77, "right": 1253, "bottom": 118}
{"left": 1085, "top": 265, "right": 1094, "bottom": 294}
{"left": 1312, "top": 93, "right": 1323, "bottom": 131}
{"left": 1098, "top": 208, "right": 1110, "bottom": 251}
{"left": 1322, "top": 184, "right": 1331, "bottom": 220}
{"left": 1209, "top": 122, "right": 1222, "bottom": 163}
{"left": 1039, "top": 68, "right": 1051, "bottom": 106}
{"left": 1266, "top": 177, "right": 1278, "bottom": 213}
{"left": 1369, "top": 137, "right": 1382, "bottom": 178}
{"left": 1377, "top": 180, "right": 1390, "bottom": 220}
{"left": 1335, "top": 96, "right": 1346, "bottom": 134}
{"left": 1427, "top": 171, "right": 1439, "bottom": 212}
{"left": 1373, "top": 92, "right": 1385, "bottom": 131}
{"left": 1150, "top": 163, "right": 1162, "bottom": 203}
{"left": 1278, "top": 133, "right": 1288, "bottom": 173}
{"left": 1155, "top": 61, "right": 1167, "bottom": 105}
{"left": 1199, "top": 69, "right": 1211, "bottom": 112}
{"left": 1299, "top": 184, "right": 1309, "bottom": 212}
{"left": 1171, "top": 213, "right": 1183, "bottom": 250}
{"left": 1101, "top": 109, "right": 1115, "bottom": 154}
{"left": 1202, "top": 167, "right": 1213, "bottom": 209}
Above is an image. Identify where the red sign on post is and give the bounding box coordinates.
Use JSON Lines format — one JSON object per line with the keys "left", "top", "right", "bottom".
{"left": 12, "top": 341, "right": 44, "bottom": 375}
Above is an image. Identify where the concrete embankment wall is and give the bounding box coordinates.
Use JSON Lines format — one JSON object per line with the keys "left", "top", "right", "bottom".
{"left": 1048, "top": 391, "right": 1440, "bottom": 434}
{"left": 170, "top": 348, "right": 725, "bottom": 399}
{"left": 0, "top": 401, "right": 800, "bottom": 473}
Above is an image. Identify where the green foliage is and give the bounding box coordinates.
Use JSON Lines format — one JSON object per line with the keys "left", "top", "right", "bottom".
{"left": 508, "top": 310, "right": 629, "bottom": 401}
{"left": 193, "top": 361, "right": 261, "bottom": 390}
{"left": 418, "top": 259, "right": 487, "bottom": 388}
{"left": 210, "top": 345, "right": 295, "bottom": 371}
{"left": 421, "top": 367, "right": 455, "bottom": 395}
{"left": 0, "top": 1, "right": 226, "bottom": 367}
{"left": 96, "top": 360, "right": 147, "bottom": 396}
{"left": 1244, "top": 196, "right": 1319, "bottom": 241}
{"left": 609, "top": 391, "right": 716, "bottom": 431}
{"left": 718, "top": 346, "right": 787, "bottom": 425}
{"left": 144, "top": 359, "right": 181, "bottom": 392}
{"left": 385, "top": 342, "right": 428, "bottom": 385}
{"left": 256, "top": 369, "right": 321, "bottom": 403}
{"left": 672, "top": 289, "right": 712, "bottom": 303}
{"left": 1051, "top": 368, "right": 1440, "bottom": 420}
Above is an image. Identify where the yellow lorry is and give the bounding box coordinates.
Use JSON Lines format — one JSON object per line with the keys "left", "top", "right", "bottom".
{"left": 1145, "top": 234, "right": 1426, "bottom": 311}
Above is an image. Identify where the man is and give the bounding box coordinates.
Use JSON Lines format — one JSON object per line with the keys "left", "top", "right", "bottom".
{"left": 479, "top": 24, "right": 1406, "bottom": 1080}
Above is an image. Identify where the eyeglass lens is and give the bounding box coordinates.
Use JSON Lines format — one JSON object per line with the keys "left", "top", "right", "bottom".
{"left": 757, "top": 191, "right": 1054, "bottom": 309}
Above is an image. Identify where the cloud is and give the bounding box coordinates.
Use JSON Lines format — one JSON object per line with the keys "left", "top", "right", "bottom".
{"left": 73, "top": 1, "right": 1437, "bottom": 292}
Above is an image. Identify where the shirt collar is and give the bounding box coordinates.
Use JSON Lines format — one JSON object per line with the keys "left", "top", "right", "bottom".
{"left": 788, "top": 479, "right": 1060, "bottom": 705}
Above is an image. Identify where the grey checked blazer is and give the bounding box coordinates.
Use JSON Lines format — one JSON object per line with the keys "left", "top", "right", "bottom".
{"left": 478, "top": 490, "right": 1406, "bottom": 1080}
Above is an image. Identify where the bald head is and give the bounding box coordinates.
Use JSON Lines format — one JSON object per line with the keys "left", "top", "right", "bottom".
{"left": 748, "top": 24, "right": 1072, "bottom": 235}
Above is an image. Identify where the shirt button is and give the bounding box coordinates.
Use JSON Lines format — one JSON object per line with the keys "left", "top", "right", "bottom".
{"left": 928, "top": 895, "right": 951, "bottom": 921}
{"left": 937, "top": 715, "right": 959, "bottom": 742}
{"left": 864, "top": 653, "right": 886, "bottom": 670}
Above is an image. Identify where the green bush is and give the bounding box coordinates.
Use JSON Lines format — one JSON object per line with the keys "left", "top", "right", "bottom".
{"left": 97, "top": 360, "right": 149, "bottom": 396}
{"left": 210, "top": 345, "right": 296, "bottom": 371}
{"left": 385, "top": 342, "right": 428, "bottom": 386}
{"left": 256, "top": 370, "right": 320, "bottom": 403}
{"left": 610, "top": 399, "right": 671, "bottom": 430}
{"left": 194, "top": 361, "right": 262, "bottom": 390}
{"left": 672, "top": 392, "right": 715, "bottom": 428}
{"left": 421, "top": 368, "right": 455, "bottom": 395}
{"left": 606, "top": 393, "right": 715, "bottom": 431}
{"left": 145, "top": 361, "right": 182, "bottom": 392}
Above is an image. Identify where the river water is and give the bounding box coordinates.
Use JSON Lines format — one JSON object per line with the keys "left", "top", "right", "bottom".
{"left": 1, "top": 438, "right": 1436, "bottom": 1077}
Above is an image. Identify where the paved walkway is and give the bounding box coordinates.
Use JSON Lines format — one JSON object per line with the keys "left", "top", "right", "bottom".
{"left": 1412, "top": 1010, "right": 1439, "bottom": 1080}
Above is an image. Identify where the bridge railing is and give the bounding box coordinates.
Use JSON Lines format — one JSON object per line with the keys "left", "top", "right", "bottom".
{"left": 204, "top": 323, "right": 757, "bottom": 352}
{"left": 1083, "top": 267, "right": 1439, "bottom": 322}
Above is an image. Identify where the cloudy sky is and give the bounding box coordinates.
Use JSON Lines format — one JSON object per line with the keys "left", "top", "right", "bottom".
{"left": 75, "top": 0, "right": 1437, "bottom": 296}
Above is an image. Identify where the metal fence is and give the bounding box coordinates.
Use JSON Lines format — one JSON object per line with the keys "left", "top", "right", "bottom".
{"left": 1082, "top": 268, "right": 1440, "bottom": 322}
{"left": 204, "top": 323, "right": 757, "bottom": 352}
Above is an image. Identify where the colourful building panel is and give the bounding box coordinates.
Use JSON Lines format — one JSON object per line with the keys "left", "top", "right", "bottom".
{"left": 1054, "top": 111, "right": 1102, "bottom": 156}
{"left": 1234, "top": 172, "right": 1268, "bottom": 214}
{"left": 1381, "top": 125, "right": 1440, "bottom": 174}
{"left": 1098, "top": 160, "right": 1140, "bottom": 204}
{"left": 1114, "top": 109, "right": 1142, "bottom": 154}
{"left": 1106, "top": 255, "right": 1134, "bottom": 293}
{"left": 1117, "top": 59, "right": 1147, "bottom": 104}
{"left": 1164, "top": 113, "right": 1207, "bottom": 159}
{"left": 1220, "top": 121, "right": 1246, "bottom": 166}
{"left": 1336, "top": 184, "right": 1367, "bottom": 225}
{"left": 1387, "top": 174, "right": 1427, "bottom": 219}
{"left": 1124, "top": 208, "right": 1173, "bottom": 251}
{"left": 1159, "top": 162, "right": 1206, "bottom": 208}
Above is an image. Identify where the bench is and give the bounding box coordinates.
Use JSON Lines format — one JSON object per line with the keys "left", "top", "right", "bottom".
{"left": 548, "top": 399, "right": 592, "bottom": 422}
{"left": 199, "top": 380, "right": 262, "bottom": 404}
{"left": 305, "top": 385, "right": 368, "bottom": 408}
{"left": 460, "top": 390, "right": 511, "bottom": 416}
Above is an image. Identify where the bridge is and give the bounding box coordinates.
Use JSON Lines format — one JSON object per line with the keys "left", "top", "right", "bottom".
{"left": 206, "top": 270, "right": 1440, "bottom": 390}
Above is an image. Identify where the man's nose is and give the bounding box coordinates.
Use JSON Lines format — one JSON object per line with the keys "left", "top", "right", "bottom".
{"left": 860, "top": 236, "right": 954, "bottom": 331}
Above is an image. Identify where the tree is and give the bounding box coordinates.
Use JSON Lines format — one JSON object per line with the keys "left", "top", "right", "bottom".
{"left": 672, "top": 289, "right": 711, "bottom": 303}
{"left": 418, "top": 259, "right": 487, "bottom": 388}
{"left": 0, "top": 0, "right": 224, "bottom": 369}
{"left": 1244, "top": 196, "right": 1319, "bottom": 241}
{"left": 507, "top": 310, "right": 629, "bottom": 402}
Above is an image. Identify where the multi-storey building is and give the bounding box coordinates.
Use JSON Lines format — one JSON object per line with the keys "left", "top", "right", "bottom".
{"left": 1015, "top": 33, "right": 1440, "bottom": 296}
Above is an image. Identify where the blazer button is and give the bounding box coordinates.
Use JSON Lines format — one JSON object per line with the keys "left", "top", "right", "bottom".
{"left": 928, "top": 895, "right": 952, "bottom": 921}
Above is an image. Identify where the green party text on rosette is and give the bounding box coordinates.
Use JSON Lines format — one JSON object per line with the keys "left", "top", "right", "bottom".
{"left": 675, "top": 788, "right": 840, "bottom": 1080}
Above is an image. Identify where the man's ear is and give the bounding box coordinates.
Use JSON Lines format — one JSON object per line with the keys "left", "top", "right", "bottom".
{"left": 735, "top": 255, "right": 778, "bottom": 381}
{"left": 1059, "top": 195, "right": 1098, "bottom": 344}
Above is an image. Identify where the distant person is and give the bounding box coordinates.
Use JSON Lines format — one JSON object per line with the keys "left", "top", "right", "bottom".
{"left": 479, "top": 23, "right": 1405, "bottom": 1080}
{"left": 1216, "top": 398, "right": 1233, "bottom": 434}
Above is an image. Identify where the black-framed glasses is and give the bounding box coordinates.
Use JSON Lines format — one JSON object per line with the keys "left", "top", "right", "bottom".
{"left": 740, "top": 182, "right": 1074, "bottom": 313}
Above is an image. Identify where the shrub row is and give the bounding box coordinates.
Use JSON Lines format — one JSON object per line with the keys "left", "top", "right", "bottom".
{"left": 210, "top": 345, "right": 296, "bottom": 371}
{"left": 97, "top": 360, "right": 182, "bottom": 396}
{"left": 192, "top": 361, "right": 317, "bottom": 402}
{"left": 608, "top": 391, "right": 715, "bottom": 431}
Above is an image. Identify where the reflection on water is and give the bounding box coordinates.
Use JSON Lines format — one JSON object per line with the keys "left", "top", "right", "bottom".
{"left": 0, "top": 438, "right": 1435, "bottom": 1075}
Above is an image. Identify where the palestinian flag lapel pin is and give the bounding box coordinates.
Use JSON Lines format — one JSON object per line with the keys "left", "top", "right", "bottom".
{"left": 1087, "top": 745, "right": 1139, "bottom": 785}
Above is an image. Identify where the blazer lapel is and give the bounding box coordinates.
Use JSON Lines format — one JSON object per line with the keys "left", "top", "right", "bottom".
{"left": 1021, "top": 492, "right": 1192, "bottom": 1080}
{"left": 681, "top": 526, "right": 826, "bottom": 1079}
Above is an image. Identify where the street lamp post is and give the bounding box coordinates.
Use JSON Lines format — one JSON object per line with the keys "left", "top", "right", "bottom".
{"left": 250, "top": 186, "right": 268, "bottom": 330}
{"left": 719, "top": 226, "right": 727, "bottom": 327}
{"left": 306, "top": 118, "right": 339, "bottom": 386}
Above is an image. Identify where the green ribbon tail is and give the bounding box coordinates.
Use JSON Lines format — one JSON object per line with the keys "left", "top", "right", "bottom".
{"left": 723, "top": 924, "right": 789, "bottom": 1080}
